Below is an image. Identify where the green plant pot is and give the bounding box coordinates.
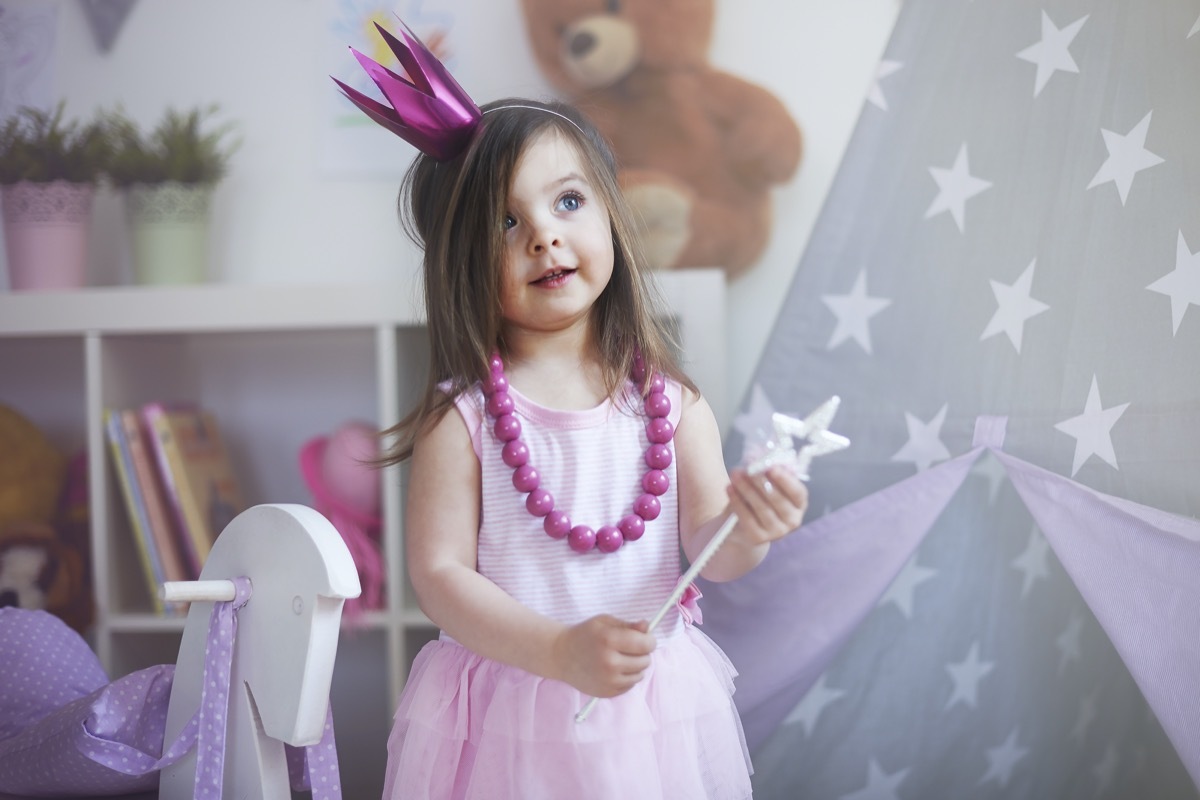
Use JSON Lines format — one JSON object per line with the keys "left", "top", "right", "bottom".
{"left": 126, "top": 182, "right": 213, "bottom": 285}
{"left": 2, "top": 181, "right": 94, "bottom": 291}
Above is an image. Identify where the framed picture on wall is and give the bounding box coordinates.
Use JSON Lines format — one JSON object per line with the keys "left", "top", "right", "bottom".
{"left": 318, "top": 0, "right": 547, "bottom": 179}
{"left": 320, "top": 0, "right": 457, "bottom": 178}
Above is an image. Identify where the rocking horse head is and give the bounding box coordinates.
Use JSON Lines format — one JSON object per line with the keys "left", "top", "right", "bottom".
{"left": 160, "top": 504, "right": 362, "bottom": 799}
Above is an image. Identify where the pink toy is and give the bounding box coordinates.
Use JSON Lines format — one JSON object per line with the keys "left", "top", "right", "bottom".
{"left": 299, "top": 421, "right": 384, "bottom": 620}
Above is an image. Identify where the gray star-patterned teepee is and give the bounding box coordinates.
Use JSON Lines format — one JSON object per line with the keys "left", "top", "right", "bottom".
{"left": 698, "top": 1, "right": 1200, "bottom": 798}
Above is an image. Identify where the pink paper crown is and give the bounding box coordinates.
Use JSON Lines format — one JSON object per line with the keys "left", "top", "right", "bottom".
{"left": 332, "top": 20, "right": 481, "bottom": 161}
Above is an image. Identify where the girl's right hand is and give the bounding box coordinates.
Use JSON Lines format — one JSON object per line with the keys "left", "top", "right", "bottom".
{"left": 553, "top": 615, "right": 657, "bottom": 698}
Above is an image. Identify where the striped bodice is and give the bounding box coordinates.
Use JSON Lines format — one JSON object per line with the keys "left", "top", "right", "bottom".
{"left": 451, "top": 378, "right": 685, "bottom": 638}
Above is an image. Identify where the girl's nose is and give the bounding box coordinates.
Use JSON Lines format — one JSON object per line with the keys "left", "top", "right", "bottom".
{"left": 527, "top": 219, "right": 562, "bottom": 254}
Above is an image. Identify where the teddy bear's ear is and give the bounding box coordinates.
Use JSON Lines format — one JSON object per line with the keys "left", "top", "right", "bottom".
{"left": 0, "top": 405, "right": 66, "bottom": 531}
{"left": 559, "top": 16, "right": 641, "bottom": 90}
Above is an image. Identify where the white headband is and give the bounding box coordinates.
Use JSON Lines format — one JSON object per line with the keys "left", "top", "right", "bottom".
{"left": 483, "top": 104, "right": 587, "bottom": 136}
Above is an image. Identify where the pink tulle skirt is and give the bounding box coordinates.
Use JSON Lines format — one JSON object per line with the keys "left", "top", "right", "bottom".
{"left": 382, "top": 627, "right": 752, "bottom": 799}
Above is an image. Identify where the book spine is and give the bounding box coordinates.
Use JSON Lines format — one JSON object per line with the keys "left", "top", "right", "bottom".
{"left": 142, "top": 403, "right": 212, "bottom": 574}
{"left": 143, "top": 402, "right": 202, "bottom": 578}
{"left": 122, "top": 410, "right": 192, "bottom": 585}
{"left": 104, "top": 409, "right": 166, "bottom": 615}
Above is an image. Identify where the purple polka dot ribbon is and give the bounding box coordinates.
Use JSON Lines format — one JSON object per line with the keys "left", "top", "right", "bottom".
{"left": 70, "top": 580, "right": 257, "bottom": 782}
{"left": 191, "top": 576, "right": 254, "bottom": 798}
{"left": 192, "top": 577, "right": 343, "bottom": 800}
{"left": 284, "top": 712, "right": 342, "bottom": 798}
{"left": 70, "top": 577, "right": 341, "bottom": 798}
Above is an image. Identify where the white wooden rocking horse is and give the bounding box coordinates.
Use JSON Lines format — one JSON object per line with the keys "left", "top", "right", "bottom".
{"left": 158, "top": 503, "right": 361, "bottom": 799}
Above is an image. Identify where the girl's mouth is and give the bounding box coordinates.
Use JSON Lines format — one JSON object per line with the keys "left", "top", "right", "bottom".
{"left": 533, "top": 268, "right": 576, "bottom": 286}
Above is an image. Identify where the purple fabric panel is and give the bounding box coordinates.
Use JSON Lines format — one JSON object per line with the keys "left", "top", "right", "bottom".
{"left": 699, "top": 447, "right": 983, "bottom": 750}
{"left": 997, "top": 450, "right": 1200, "bottom": 789}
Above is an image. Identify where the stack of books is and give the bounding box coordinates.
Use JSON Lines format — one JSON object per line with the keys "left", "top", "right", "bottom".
{"left": 103, "top": 404, "right": 245, "bottom": 614}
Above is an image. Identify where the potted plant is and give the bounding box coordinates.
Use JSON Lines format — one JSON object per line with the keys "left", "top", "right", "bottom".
{"left": 0, "top": 103, "right": 111, "bottom": 290}
{"left": 107, "top": 105, "right": 239, "bottom": 284}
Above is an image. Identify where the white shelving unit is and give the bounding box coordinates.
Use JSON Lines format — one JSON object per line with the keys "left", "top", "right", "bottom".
{"left": 0, "top": 268, "right": 726, "bottom": 795}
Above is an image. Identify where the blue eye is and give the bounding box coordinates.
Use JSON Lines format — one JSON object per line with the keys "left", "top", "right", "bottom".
{"left": 557, "top": 192, "right": 583, "bottom": 212}
{"left": 504, "top": 214, "right": 516, "bottom": 230}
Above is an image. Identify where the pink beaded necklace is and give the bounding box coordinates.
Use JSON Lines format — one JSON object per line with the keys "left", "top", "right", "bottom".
{"left": 480, "top": 351, "right": 675, "bottom": 554}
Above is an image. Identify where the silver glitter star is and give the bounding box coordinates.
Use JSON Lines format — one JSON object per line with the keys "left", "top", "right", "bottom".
{"left": 748, "top": 396, "right": 850, "bottom": 480}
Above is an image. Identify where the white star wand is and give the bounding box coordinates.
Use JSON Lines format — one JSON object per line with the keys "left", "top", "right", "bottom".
{"left": 574, "top": 396, "right": 850, "bottom": 723}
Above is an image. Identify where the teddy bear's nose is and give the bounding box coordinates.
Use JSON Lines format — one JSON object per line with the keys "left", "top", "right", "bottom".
{"left": 568, "top": 30, "right": 596, "bottom": 59}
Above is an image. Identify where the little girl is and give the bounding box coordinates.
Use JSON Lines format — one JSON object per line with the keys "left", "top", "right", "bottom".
{"left": 340, "top": 23, "right": 808, "bottom": 800}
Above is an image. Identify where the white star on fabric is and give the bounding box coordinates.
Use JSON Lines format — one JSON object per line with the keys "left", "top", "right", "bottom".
{"left": 945, "top": 641, "right": 995, "bottom": 710}
{"left": 981, "top": 258, "right": 1050, "bottom": 353}
{"left": 891, "top": 404, "right": 951, "bottom": 472}
{"left": 1012, "top": 524, "right": 1051, "bottom": 599}
{"left": 840, "top": 759, "right": 909, "bottom": 800}
{"left": 971, "top": 452, "right": 1008, "bottom": 505}
{"left": 925, "top": 143, "right": 992, "bottom": 232}
{"left": 878, "top": 554, "right": 937, "bottom": 619}
{"left": 1016, "top": 11, "right": 1088, "bottom": 97}
{"left": 1069, "top": 689, "right": 1098, "bottom": 746}
{"left": 822, "top": 269, "right": 893, "bottom": 354}
{"left": 1093, "top": 743, "right": 1120, "bottom": 794}
{"left": 1054, "top": 376, "right": 1130, "bottom": 476}
{"left": 1056, "top": 612, "right": 1084, "bottom": 674}
{"left": 783, "top": 673, "right": 846, "bottom": 737}
{"left": 867, "top": 59, "right": 903, "bottom": 110}
{"left": 1086, "top": 111, "right": 1164, "bottom": 205}
{"left": 732, "top": 383, "right": 778, "bottom": 446}
{"left": 1146, "top": 231, "right": 1200, "bottom": 335}
{"left": 980, "top": 729, "right": 1029, "bottom": 787}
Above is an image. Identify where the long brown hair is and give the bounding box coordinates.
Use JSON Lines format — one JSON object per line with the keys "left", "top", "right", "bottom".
{"left": 381, "top": 98, "right": 691, "bottom": 465}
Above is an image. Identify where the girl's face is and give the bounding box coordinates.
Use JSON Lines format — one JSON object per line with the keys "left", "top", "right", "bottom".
{"left": 499, "top": 129, "right": 614, "bottom": 339}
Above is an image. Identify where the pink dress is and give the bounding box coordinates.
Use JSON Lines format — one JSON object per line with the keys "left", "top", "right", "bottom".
{"left": 382, "top": 379, "right": 752, "bottom": 799}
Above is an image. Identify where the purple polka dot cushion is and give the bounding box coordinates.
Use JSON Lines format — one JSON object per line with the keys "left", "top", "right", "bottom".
{"left": 0, "top": 608, "right": 173, "bottom": 795}
{"left": 0, "top": 608, "right": 108, "bottom": 741}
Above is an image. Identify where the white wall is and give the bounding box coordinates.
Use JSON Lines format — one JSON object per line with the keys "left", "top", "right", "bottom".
{"left": 41, "top": 0, "right": 898, "bottom": 425}
{"left": 714, "top": 1, "right": 900, "bottom": 415}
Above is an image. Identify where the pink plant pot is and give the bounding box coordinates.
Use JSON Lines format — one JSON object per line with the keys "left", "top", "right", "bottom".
{"left": 2, "top": 181, "right": 94, "bottom": 291}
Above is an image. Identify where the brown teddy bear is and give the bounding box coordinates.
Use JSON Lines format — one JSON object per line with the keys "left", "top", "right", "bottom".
{"left": 518, "top": 0, "right": 802, "bottom": 276}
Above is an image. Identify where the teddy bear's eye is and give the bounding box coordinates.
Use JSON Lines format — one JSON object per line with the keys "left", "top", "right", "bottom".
{"left": 605, "top": 0, "right": 620, "bottom": 14}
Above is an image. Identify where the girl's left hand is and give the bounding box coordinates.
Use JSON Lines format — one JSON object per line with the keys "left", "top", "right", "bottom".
{"left": 726, "top": 466, "right": 808, "bottom": 546}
